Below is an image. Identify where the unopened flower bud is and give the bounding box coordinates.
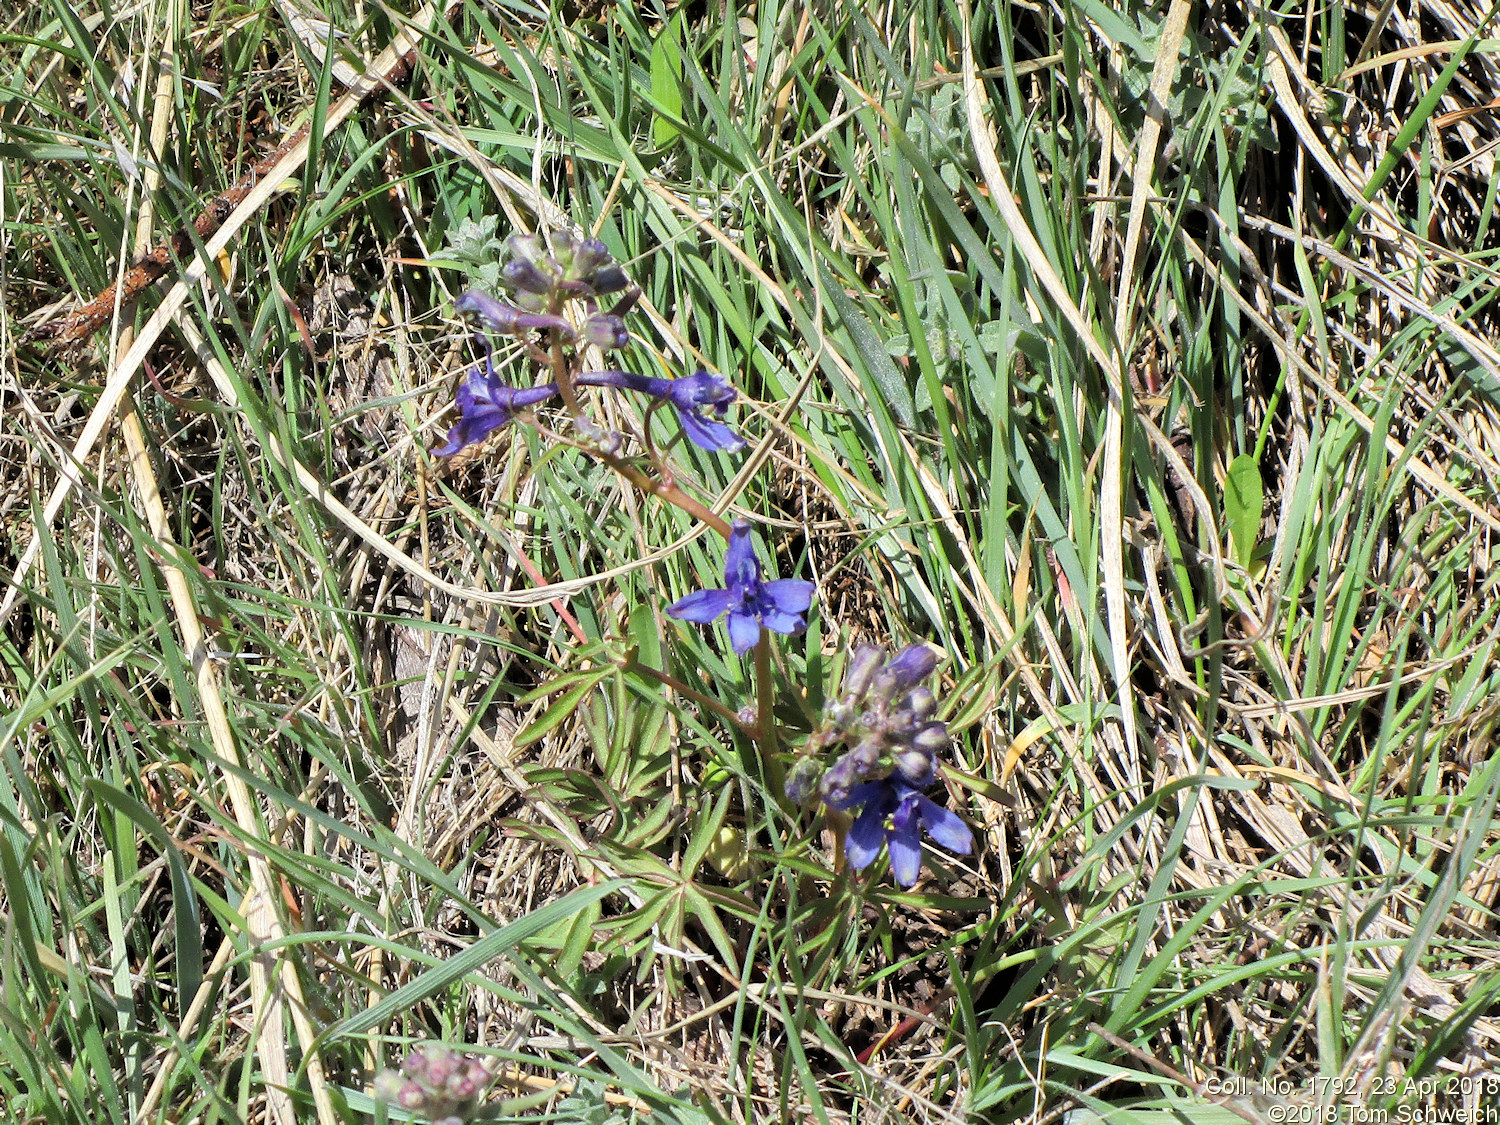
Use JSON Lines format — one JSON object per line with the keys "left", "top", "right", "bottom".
{"left": 550, "top": 228, "right": 581, "bottom": 265}
{"left": 911, "top": 722, "right": 950, "bottom": 753}
{"left": 502, "top": 256, "right": 554, "bottom": 295}
{"left": 850, "top": 738, "right": 882, "bottom": 772}
{"left": 841, "top": 645, "right": 886, "bottom": 700}
{"left": 591, "top": 264, "right": 630, "bottom": 294}
{"left": 447, "top": 1073, "right": 477, "bottom": 1098}
{"left": 883, "top": 713, "right": 918, "bottom": 744}
{"left": 506, "top": 232, "right": 546, "bottom": 263}
{"left": 818, "top": 751, "right": 862, "bottom": 806}
{"left": 867, "top": 674, "right": 897, "bottom": 706}
{"left": 571, "top": 237, "right": 613, "bottom": 279}
{"left": 901, "top": 686, "right": 936, "bottom": 720}
{"left": 581, "top": 313, "right": 628, "bottom": 349}
{"left": 880, "top": 644, "right": 939, "bottom": 692}
{"left": 785, "top": 756, "right": 824, "bottom": 804}
{"left": 891, "top": 745, "right": 936, "bottom": 787}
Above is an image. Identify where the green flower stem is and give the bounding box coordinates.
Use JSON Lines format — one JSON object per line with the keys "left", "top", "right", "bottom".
{"left": 548, "top": 320, "right": 585, "bottom": 421}
{"left": 754, "top": 632, "right": 785, "bottom": 796}
{"left": 623, "top": 654, "right": 749, "bottom": 732}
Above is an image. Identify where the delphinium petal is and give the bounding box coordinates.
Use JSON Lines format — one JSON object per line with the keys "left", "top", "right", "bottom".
{"left": 758, "top": 579, "right": 818, "bottom": 633}
{"left": 722, "top": 517, "right": 759, "bottom": 587}
{"left": 917, "top": 794, "right": 975, "bottom": 854}
{"left": 433, "top": 346, "right": 558, "bottom": 457}
{"left": 886, "top": 791, "right": 925, "bottom": 887}
{"left": 662, "top": 587, "right": 735, "bottom": 623}
{"left": 841, "top": 782, "right": 897, "bottom": 870}
{"left": 666, "top": 520, "right": 815, "bottom": 654}
{"left": 726, "top": 610, "right": 763, "bottom": 654}
{"left": 577, "top": 369, "right": 747, "bottom": 452}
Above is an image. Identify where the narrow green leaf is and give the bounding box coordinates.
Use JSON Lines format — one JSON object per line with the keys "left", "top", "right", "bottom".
{"left": 1224, "top": 453, "right": 1263, "bottom": 569}
{"left": 85, "top": 781, "right": 203, "bottom": 1006}
{"left": 514, "top": 665, "right": 611, "bottom": 708}
{"left": 682, "top": 885, "right": 739, "bottom": 971}
{"left": 650, "top": 14, "right": 685, "bottom": 148}
{"left": 0, "top": 835, "right": 50, "bottom": 996}
{"left": 820, "top": 265, "right": 916, "bottom": 426}
{"left": 323, "top": 880, "right": 624, "bottom": 1040}
{"left": 557, "top": 899, "right": 600, "bottom": 980}
{"left": 513, "top": 676, "right": 605, "bottom": 750}
{"left": 682, "top": 782, "right": 733, "bottom": 873}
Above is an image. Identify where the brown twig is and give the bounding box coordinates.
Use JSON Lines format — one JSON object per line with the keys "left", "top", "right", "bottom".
{"left": 39, "top": 56, "right": 415, "bottom": 347}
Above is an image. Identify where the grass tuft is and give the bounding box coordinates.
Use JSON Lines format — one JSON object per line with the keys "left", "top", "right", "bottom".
{"left": 5, "top": 0, "right": 1500, "bottom": 1122}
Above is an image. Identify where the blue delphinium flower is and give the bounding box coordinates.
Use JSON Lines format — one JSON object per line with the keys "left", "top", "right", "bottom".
{"left": 578, "top": 370, "right": 747, "bottom": 452}
{"left": 786, "top": 643, "right": 973, "bottom": 886}
{"left": 667, "top": 519, "right": 815, "bottom": 653}
{"left": 433, "top": 346, "right": 559, "bottom": 456}
{"left": 828, "top": 779, "right": 972, "bottom": 887}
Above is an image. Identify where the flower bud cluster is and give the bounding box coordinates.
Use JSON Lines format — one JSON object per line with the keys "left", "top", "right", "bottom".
{"left": 457, "top": 233, "right": 634, "bottom": 355}
{"left": 371, "top": 1043, "right": 491, "bottom": 1125}
{"left": 785, "top": 644, "right": 951, "bottom": 806}
{"left": 500, "top": 230, "right": 630, "bottom": 312}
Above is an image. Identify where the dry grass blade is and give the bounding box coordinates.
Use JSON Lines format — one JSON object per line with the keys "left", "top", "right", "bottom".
{"left": 1105, "top": 0, "right": 1194, "bottom": 770}
{"left": 0, "top": 5, "right": 442, "bottom": 629}
{"left": 103, "top": 6, "right": 348, "bottom": 1122}
{"left": 1265, "top": 27, "right": 1409, "bottom": 240}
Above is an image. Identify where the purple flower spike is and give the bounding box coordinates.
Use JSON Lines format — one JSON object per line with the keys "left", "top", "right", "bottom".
{"left": 667, "top": 519, "right": 815, "bottom": 654}
{"left": 433, "top": 355, "right": 558, "bottom": 456}
{"left": 577, "top": 369, "right": 747, "bottom": 452}
{"left": 834, "top": 780, "right": 972, "bottom": 887}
